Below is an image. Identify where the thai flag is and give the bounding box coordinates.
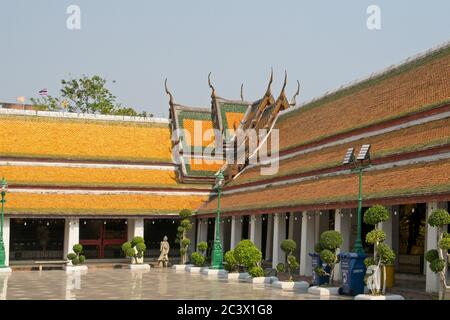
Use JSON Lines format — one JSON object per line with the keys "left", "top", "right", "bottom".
{"left": 38, "top": 88, "right": 48, "bottom": 96}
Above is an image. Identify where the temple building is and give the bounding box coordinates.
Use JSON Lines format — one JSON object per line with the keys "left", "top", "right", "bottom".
{"left": 0, "top": 42, "right": 449, "bottom": 295}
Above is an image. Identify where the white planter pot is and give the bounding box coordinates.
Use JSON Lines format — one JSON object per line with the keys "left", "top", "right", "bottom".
{"left": 172, "top": 264, "right": 192, "bottom": 271}
{"left": 272, "top": 281, "right": 309, "bottom": 293}
{"left": 186, "top": 266, "right": 202, "bottom": 273}
{"left": 64, "top": 265, "right": 88, "bottom": 272}
{"left": 247, "top": 276, "right": 278, "bottom": 284}
{"left": 222, "top": 272, "right": 250, "bottom": 281}
{"left": 201, "top": 268, "right": 228, "bottom": 277}
{"left": 128, "top": 264, "right": 150, "bottom": 271}
{"left": 354, "top": 294, "right": 405, "bottom": 300}
{"left": 308, "top": 286, "right": 340, "bottom": 296}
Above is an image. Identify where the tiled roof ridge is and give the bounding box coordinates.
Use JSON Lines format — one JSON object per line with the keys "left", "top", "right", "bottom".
{"left": 0, "top": 108, "right": 169, "bottom": 124}
{"left": 280, "top": 40, "right": 450, "bottom": 116}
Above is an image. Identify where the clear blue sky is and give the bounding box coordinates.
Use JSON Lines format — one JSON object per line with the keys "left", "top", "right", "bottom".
{"left": 1, "top": 0, "right": 449, "bottom": 117}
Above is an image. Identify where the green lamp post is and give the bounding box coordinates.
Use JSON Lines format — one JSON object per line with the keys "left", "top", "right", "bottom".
{"left": 0, "top": 177, "right": 8, "bottom": 268}
{"left": 342, "top": 145, "right": 371, "bottom": 254}
{"left": 211, "top": 170, "right": 225, "bottom": 269}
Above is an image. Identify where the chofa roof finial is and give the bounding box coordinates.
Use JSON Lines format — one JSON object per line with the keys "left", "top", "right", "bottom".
{"left": 265, "top": 67, "right": 274, "bottom": 97}
{"left": 208, "top": 72, "right": 216, "bottom": 98}
{"left": 164, "top": 78, "right": 174, "bottom": 105}
{"left": 240, "top": 83, "right": 244, "bottom": 101}
{"left": 280, "top": 70, "right": 288, "bottom": 94}
{"left": 290, "top": 80, "right": 300, "bottom": 107}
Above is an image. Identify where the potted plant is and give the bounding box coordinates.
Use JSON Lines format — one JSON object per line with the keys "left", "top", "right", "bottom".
{"left": 187, "top": 242, "right": 208, "bottom": 273}
{"left": 223, "top": 249, "right": 249, "bottom": 280}
{"left": 65, "top": 244, "right": 88, "bottom": 272}
{"left": 173, "top": 209, "right": 193, "bottom": 270}
{"left": 272, "top": 239, "right": 308, "bottom": 292}
{"left": 233, "top": 240, "right": 274, "bottom": 284}
{"left": 424, "top": 208, "right": 450, "bottom": 300}
{"left": 308, "top": 230, "right": 343, "bottom": 296}
{"left": 355, "top": 205, "right": 403, "bottom": 300}
{"left": 121, "top": 236, "right": 149, "bottom": 270}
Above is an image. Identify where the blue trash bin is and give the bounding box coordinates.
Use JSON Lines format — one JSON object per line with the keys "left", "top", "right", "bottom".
{"left": 309, "top": 253, "right": 330, "bottom": 286}
{"left": 338, "top": 252, "right": 367, "bottom": 296}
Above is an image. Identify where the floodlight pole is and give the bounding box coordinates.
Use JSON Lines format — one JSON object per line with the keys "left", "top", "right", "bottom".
{"left": 353, "top": 167, "right": 365, "bottom": 254}
{"left": 211, "top": 171, "right": 224, "bottom": 269}
{"left": 0, "top": 178, "right": 7, "bottom": 268}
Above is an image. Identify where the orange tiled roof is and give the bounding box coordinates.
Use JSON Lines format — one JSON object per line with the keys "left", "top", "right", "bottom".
{"left": 276, "top": 45, "right": 450, "bottom": 152}
{"left": 0, "top": 114, "right": 172, "bottom": 163}
{"left": 6, "top": 192, "right": 208, "bottom": 216}
{"left": 199, "top": 159, "right": 450, "bottom": 214}
{"left": 230, "top": 117, "right": 450, "bottom": 186}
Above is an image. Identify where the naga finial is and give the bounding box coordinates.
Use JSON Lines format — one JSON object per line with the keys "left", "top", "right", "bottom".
{"left": 164, "top": 78, "right": 174, "bottom": 105}
{"left": 265, "top": 68, "right": 274, "bottom": 97}
{"left": 290, "top": 80, "right": 300, "bottom": 107}
{"left": 208, "top": 72, "right": 216, "bottom": 98}
{"left": 240, "top": 83, "right": 244, "bottom": 101}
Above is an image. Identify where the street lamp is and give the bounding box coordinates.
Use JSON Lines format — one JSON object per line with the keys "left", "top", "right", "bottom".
{"left": 211, "top": 170, "right": 225, "bottom": 269}
{"left": 0, "top": 177, "right": 8, "bottom": 268}
{"left": 342, "top": 144, "right": 371, "bottom": 254}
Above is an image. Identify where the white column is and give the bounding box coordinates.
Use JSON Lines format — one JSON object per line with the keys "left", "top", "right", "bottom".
{"left": 425, "top": 201, "right": 445, "bottom": 293}
{"left": 3, "top": 217, "right": 10, "bottom": 266}
{"left": 127, "top": 218, "right": 144, "bottom": 241}
{"left": 288, "top": 213, "right": 294, "bottom": 239}
{"left": 380, "top": 206, "right": 393, "bottom": 248}
{"left": 391, "top": 205, "right": 400, "bottom": 269}
{"left": 333, "top": 209, "right": 351, "bottom": 281}
{"left": 272, "top": 213, "right": 287, "bottom": 268}
{"left": 265, "top": 215, "right": 273, "bottom": 260}
{"left": 63, "top": 218, "right": 80, "bottom": 258}
{"left": 197, "top": 219, "right": 207, "bottom": 243}
{"left": 250, "top": 215, "right": 262, "bottom": 250}
{"left": 300, "top": 211, "right": 316, "bottom": 276}
{"left": 230, "top": 216, "right": 242, "bottom": 249}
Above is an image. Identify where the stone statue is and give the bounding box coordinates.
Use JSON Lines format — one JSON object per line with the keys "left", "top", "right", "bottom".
{"left": 158, "top": 236, "right": 170, "bottom": 268}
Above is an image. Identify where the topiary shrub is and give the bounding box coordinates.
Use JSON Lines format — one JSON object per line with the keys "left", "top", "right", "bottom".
{"left": 427, "top": 209, "right": 450, "bottom": 227}
{"left": 233, "top": 240, "right": 263, "bottom": 277}
{"left": 430, "top": 259, "right": 446, "bottom": 273}
{"left": 176, "top": 209, "right": 193, "bottom": 264}
{"left": 191, "top": 252, "right": 205, "bottom": 267}
{"left": 425, "top": 249, "right": 439, "bottom": 263}
{"left": 248, "top": 266, "right": 264, "bottom": 278}
{"left": 197, "top": 241, "right": 208, "bottom": 255}
{"left": 377, "top": 243, "right": 395, "bottom": 265}
{"left": 439, "top": 234, "right": 450, "bottom": 250}
{"left": 363, "top": 205, "right": 389, "bottom": 225}
{"left": 280, "top": 239, "right": 296, "bottom": 256}
{"left": 363, "top": 205, "right": 395, "bottom": 295}
{"left": 67, "top": 244, "right": 86, "bottom": 266}
{"left": 279, "top": 239, "right": 299, "bottom": 281}
{"left": 276, "top": 263, "right": 285, "bottom": 274}
{"left": 224, "top": 250, "right": 238, "bottom": 273}
{"left": 425, "top": 208, "right": 450, "bottom": 300}
{"left": 122, "top": 236, "right": 147, "bottom": 264}
{"left": 314, "top": 231, "right": 343, "bottom": 286}
{"left": 233, "top": 240, "right": 262, "bottom": 270}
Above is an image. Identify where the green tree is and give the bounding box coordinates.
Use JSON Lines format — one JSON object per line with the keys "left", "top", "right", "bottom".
{"left": 176, "top": 209, "right": 193, "bottom": 264}
{"left": 31, "top": 75, "right": 150, "bottom": 116}
{"left": 425, "top": 209, "right": 450, "bottom": 300}
{"left": 364, "top": 205, "right": 396, "bottom": 295}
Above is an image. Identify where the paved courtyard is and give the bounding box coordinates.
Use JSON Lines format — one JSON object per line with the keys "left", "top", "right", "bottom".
{"left": 0, "top": 268, "right": 352, "bottom": 300}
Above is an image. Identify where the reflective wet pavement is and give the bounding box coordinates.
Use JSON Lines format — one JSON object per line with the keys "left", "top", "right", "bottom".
{"left": 0, "top": 268, "right": 352, "bottom": 300}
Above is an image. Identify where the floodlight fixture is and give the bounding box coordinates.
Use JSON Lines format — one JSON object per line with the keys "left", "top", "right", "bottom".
{"left": 356, "top": 144, "right": 371, "bottom": 161}
{"left": 342, "top": 147, "right": 355, "bottom": 165}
